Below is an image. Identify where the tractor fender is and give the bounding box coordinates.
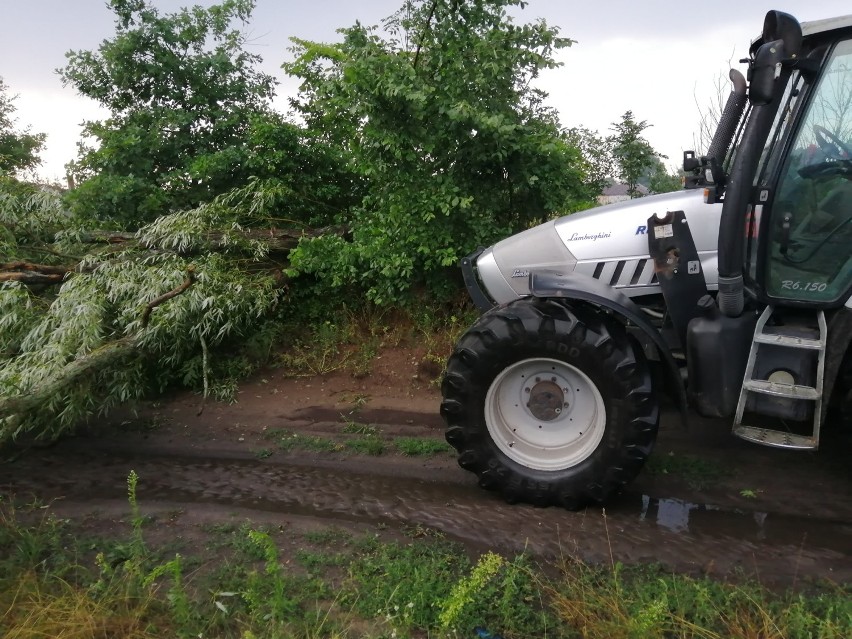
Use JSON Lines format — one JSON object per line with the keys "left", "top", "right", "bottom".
{"left": 529, "top": 270, "right": 688, "bottom": 419}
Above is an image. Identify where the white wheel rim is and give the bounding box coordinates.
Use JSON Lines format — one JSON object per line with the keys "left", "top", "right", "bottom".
{"left": 484, "top": 357, "right": 606, "bottom": 471}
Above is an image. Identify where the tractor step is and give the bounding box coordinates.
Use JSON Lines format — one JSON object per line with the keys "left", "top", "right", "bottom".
{"left": 741, "top": 379, "right": 820, "bottom": 400}
{"left": 732, "top": 425, "right": 818, "bottom": 450}
{"left": 733, "top": 306, "right": 826, "bottom": 449}
{"left": 752, "top": 333, "right": 822, "bottom": 349}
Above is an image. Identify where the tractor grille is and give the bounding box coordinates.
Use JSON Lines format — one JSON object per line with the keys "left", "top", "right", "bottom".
{"left": 578, "top": 258, "right": 658, "bottom": 288}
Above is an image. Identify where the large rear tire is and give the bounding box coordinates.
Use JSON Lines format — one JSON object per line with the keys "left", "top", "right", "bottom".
{"left": 441, "top": 297, "right": 659, "bottom": 508}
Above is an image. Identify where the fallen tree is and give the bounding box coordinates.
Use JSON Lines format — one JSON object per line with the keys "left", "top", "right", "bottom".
{"left": 0, "top": 179, "right": 333, "bottom": 444}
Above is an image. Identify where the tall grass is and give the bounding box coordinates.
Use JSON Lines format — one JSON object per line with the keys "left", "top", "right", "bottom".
{"left": 1, "top": 485, "right": 849, "bottom": 639}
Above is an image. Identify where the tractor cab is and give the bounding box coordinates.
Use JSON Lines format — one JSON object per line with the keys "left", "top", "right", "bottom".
{"left": 687, "top": 12, "right": 852, "bottom": 449}
{"left": 747, "top": 34, "right": 852, "bottom": 308}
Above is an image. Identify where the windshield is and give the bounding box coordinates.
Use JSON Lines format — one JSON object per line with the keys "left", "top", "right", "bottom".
{"left": 762, "top": 37, "right": 852, "bottom": 303}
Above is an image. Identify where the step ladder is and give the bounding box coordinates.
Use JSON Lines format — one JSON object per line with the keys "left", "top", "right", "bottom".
{"left": 733, "top": 306, "right": 826, "bottom": 450}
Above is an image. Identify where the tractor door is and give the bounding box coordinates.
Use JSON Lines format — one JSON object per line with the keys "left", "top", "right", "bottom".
{"left": 749, "top": 37, "right": 852, "bottom": 306}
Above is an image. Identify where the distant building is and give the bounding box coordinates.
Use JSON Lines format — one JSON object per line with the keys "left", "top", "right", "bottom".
{"left": 597, "top": 182, "right": 649, "bottom": 205}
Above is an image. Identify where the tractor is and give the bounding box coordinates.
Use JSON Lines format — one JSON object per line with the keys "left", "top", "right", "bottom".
{"left": 441, "top": 10, "right": 852, "bottom": 508}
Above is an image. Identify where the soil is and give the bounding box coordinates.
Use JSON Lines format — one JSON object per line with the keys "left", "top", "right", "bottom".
{"left": 2, "top": 345, "right": 851, "bottom": 587}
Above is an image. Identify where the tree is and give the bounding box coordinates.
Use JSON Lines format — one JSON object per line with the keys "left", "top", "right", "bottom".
{"left": 60, "top": 0, "right": 277, "bottom": 227}
{"left": 0, "top": 177, "right": 331, "bottom": 444}
{"left": 285, "top": 0, "right": 590, "bottom": 304}
{"left": 645, "top": 157, "right": 682, "bottom": 194}
{"left": 692, "top": 70, "right": 731, "bottom": 156}
{"left": 0, "top": 78, "right": 45, "bottom": 177}
{"left": 610, "top": 110, "right": 665, "bottom": 199}
{"left": 564, "top": 126, "right": 614, "bottom": 201}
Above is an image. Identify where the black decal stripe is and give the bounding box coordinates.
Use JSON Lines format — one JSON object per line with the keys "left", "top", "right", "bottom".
{"left": 631, "top": 259, "right": 647, "bottom": 285}
{"left": 610, "top": 260, "right": 626, "bottom": 286}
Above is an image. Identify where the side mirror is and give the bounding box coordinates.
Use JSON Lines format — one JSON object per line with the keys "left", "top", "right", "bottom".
{"left": 749, "top": 39, "right": 785, "bottom": 106}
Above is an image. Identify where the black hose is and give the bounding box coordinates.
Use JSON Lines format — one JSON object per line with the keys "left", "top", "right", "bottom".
{"left": 718, "top": 49, "right": 792, "bottom": 317}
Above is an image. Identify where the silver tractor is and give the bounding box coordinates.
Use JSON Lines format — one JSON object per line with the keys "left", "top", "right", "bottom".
{"left": 442, "top": 11, "right": 852, "bottom": 508}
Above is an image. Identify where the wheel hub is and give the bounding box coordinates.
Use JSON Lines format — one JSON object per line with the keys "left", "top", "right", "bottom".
{"left": 484, "top": 357, "right": 606, "bottom": 471}
{"left": 526, "top": 379, "right": 566, "bottom": 421}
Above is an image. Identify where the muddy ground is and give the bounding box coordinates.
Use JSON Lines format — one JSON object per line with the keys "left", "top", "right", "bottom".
{"left": 2, "top": 346, "right": 851, "bottom": 587}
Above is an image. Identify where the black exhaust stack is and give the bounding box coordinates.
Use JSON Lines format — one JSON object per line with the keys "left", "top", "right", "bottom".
{"left": 683, "top": 69, "right": 747, "bottom": 191}
{"left": 707, "top": 69, "right": 747, "bottom": 167}
{"left": 717, "top": 11, "right": 802, "bottom": 318}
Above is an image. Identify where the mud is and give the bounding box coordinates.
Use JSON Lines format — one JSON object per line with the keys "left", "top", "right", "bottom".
{"left": 1, "top": 347, "right": 851, "bottom": 586}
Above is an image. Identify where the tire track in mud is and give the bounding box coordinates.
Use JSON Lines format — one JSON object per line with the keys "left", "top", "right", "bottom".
{"left": 2, "top": 440, "right": 850, "bottom": 585}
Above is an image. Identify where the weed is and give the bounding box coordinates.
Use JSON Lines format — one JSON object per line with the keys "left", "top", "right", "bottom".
{"left": 242, "top": 530, "right": 296, "bottom": 627}
{"left": 0, "top": 571, "right": 162, "bottom": 639}
{"left": 549, "top": 559, "right": 852, "bottom": 639}
{"left": 275, "top": 319, "right": 354, "bottom": 377}
{"left": 343, "top": 392, "right": 371, "bottom": 409}
{"left": 394, "top": 436, "right": 452, "bottom": 456}
{"left": 126, "top": 470, "right": 146, "bottom": 560}
{"left": 645, "top": 450, "right": 728, "bottom": 490}
{"left": 269, "top": 429, "right": 343, "bottom": 453}
{"left": 296, "top": 549, "right": 347, "bottom": 572}
{"left": 231, "top": 522, "right": 275, "bottom": 561}
{"left": 402, "top": 524, "right": 445, "bottom": 540}
{"left": 341, "top": 418, "right": 379, "bottom": 436}
{"left": 439, "top": 551, "right": 504, "bottom": 629}
{"left": 740, "top": 488, "right": 763, "bottom": 499}
{"left": 253, "top": 447, "right": 274, "bottom": 459}
{"left": 302, "top": 527, "right": 354, "bottom": 547}
{"left": 344, "top": 537, "right": 469, "bottom": 630}
{"left": 0, "top": 500, "right": 67, "bottom": 575}
{"left": 346, "top": 435, "right": 385, "bottom": 456}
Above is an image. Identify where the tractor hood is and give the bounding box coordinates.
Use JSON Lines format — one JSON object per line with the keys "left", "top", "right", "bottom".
{"left": 475, "top": 189, "right": 722, "bottom": 305}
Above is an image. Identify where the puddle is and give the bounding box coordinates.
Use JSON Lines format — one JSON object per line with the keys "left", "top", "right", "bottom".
{"left": 635, "top": 494, "right": 848, "bottom": 549}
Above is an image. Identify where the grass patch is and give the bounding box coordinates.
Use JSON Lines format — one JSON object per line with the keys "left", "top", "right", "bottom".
{"left": 1, "top": 482, "right": 849, "bottom": 639}
{"left": 645, "top": 450, "right": 728, "bottom": 490}
{"left": 394, "top": 436, "right": 453, "bottom": 456}
{"left": 302, "top": 527, "right": 353, "bottom": 547}
{"left": 340, "top": 419, "right": 379, "bottom": 436}
{"left": 550, "top": 558, "right": 851, "bottom": 639}
{"left": 345, "top": 435, "right": 385, "bottom": 456}
{"left": 265, "top": 429, "right": 344, "bottom": 453}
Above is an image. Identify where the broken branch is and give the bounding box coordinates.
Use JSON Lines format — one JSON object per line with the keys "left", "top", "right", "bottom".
{"left": 141, "top": 269, "right": 197, "bottom": 328}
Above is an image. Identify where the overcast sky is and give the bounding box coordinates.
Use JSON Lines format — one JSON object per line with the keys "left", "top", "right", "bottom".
{"left": 2, "top": 0, "right": 851, "bottom": 182}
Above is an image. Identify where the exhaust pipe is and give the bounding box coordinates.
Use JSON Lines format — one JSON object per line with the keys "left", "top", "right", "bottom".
{"left": 707, "top": 69, "right": 747, "bottom": 167}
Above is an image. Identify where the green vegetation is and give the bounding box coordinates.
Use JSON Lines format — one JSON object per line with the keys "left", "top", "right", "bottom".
{"left": 1, "top": 482, "right": 849, "bottom": 639}
{"left": 266, "top": 429, "right": 345, "bottom": 453}
{"left": 394, "top": 436, "right": 453, "bottom": 456}
{"left": 60, "top": 0, "right": 280, "bottom": 226}
{"left": 261, "top": 420, "right": 457, "bottom": 459}
{"left": 0, "top": 77, "right": 45, "bottom": 177}
{"left": 0, "top": 0, "right": 680, "bottom": 444}
{"left": 645, "top": 450, "right": 729, "bottom": 491}
{"left": 285, "top": 0, "right": 587, "bottom": 305}
{"left": 610, "top": 110, "right": 674, "bottom": 199}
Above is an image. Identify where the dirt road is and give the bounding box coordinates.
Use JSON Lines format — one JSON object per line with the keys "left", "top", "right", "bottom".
{"left": 2, "top": 348, "right": 850, "bottom": 586}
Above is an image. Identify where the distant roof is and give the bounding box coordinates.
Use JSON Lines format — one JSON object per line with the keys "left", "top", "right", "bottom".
{"left": 601, "top": 182, "right": 650, "bottom": 197}
{"left": 802, "top": 14, "right": 852, "bottom": 36}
